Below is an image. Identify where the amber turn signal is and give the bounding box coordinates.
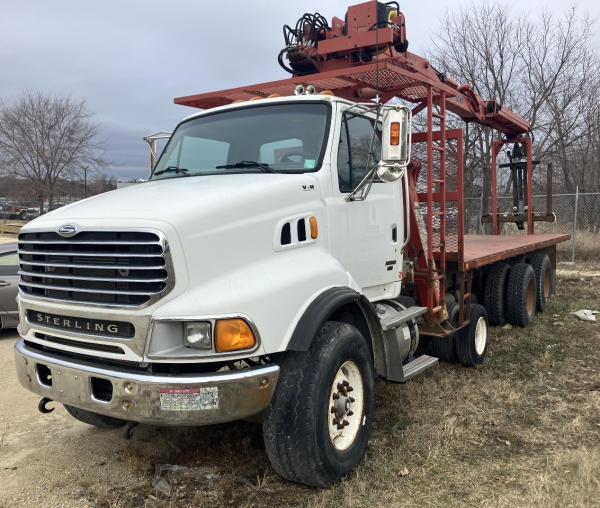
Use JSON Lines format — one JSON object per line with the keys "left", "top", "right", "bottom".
{"left": 215, "top": 319, "right": 256, "bottom": 352}
{"left": 390, "top": 122, "right": 400, "bottom": 145}
{"left": 309, "top": 216, "right": 318, "bottom": 239}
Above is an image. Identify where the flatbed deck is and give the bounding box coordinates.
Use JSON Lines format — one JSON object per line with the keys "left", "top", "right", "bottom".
{"left": 447, "top": 234, "right": 570, "bottom": 270}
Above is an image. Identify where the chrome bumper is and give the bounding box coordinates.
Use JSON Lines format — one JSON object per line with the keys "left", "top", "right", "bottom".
{"left": 14, "top": 339, "right": 279, "bottom": 426}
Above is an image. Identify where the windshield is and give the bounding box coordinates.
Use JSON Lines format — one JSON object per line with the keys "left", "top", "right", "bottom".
{"left": 151, "top": 102, "right": 330, "bottom": 179}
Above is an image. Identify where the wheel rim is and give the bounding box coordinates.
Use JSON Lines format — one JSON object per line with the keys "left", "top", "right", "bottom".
{"left": 526, "top": 279, "right": 535, "bottom": 315}
{"left": 328, "top": 360, "right": 364, "bottom": 451}
{"left": 544, "top": 269, "right": 551, "bottom": 299}
{"left": 474, "top": 316, "right": 487, "bottom": 356}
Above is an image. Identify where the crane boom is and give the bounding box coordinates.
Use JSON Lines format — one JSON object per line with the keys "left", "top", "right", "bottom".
{"left": 174, "top": 1, "right": 529, "bottom": 136}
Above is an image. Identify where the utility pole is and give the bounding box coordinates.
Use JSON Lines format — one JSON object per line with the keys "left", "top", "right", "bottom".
{"left": 83, "top": 166, "right": 88, "bottom": 198}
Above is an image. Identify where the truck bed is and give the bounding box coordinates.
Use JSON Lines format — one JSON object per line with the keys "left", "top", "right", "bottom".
{"left": 447, "top": 234, "right": 570, "bottom": 270}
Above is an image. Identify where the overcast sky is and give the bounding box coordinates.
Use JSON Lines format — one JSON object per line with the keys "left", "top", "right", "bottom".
{"left": 1, "top": 0, "right": 598, "bottom": 180}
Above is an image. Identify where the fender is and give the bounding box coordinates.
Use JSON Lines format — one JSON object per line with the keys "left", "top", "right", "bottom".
{"left": 287, "top": 286, "right": 379, "bottom": 352}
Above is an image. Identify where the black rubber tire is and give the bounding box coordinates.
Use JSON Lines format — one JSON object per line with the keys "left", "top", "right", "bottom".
{"left": 263, "top": 321, "right": 375, "bottom": 488}
{"left": 64, "top": 404, "right": 127, "bottom": 428}
{"left": 505, "top": 263, "right": 537, "bottom": 327}
{"left": 530, "top": 253, "right": 553, "bottom": 311}
{"left": 483, "top": 262, "right": 511, "bottom": 326}
{"left": 510, "top": 254, "right": 527, "bottom": 265}
{"left": 431, "top": 303, "right": 459, "bottom": 363}
{"left": 456, "top": 304, "right": 489, "bottom": 367}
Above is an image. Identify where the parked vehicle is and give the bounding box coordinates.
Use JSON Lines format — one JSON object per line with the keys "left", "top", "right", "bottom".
{"left": 14, "top": 1, "right": 568, "bottom": 488}
{"left": 0, "top": 242, "right": 19, "bottom": 328}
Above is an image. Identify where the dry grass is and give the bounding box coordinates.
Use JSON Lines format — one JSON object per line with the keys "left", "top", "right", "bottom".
{"left": 556, "top": 231, "right": 599, "bottom": 261}
{"left": 0, "top": 234, "right": 17, "bottom": 244}
{"left": 88, "top": 264, "right": 600, "bottom": 507}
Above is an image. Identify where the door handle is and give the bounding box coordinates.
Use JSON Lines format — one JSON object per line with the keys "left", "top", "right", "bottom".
{"left": 0, "top": 281, "right": 10, "bottom": 288}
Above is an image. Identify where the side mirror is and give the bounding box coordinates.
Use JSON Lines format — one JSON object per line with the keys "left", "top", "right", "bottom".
{"left": 377, "top": 105, "right": 412, "bottom": 182}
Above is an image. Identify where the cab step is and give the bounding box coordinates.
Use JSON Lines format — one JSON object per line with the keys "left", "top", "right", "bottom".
{"left": 379, "top": 306, "right": 427, "bottom": 330}
{"left": 402, "top": 354, "right": 438, "bottom": 381}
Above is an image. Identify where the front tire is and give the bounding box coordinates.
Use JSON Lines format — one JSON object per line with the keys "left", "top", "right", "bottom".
{"left": 263, "top": 321, "right": 375, "bottom": 488}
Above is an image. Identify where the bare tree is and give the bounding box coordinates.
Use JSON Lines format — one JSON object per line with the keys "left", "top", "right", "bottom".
{"left": 428, "top": 2, "right": 600, "bottom": 224}
{"left": 0, "top": 91, "right": 106, "bottom": 211}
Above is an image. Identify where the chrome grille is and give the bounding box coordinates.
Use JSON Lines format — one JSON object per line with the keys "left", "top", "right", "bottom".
{"left": 18, "top": 230, "right": 173, "bottom": 307}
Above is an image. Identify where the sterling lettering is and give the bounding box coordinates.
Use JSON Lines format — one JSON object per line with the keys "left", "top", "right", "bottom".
{"left": 28, "top": 311, "right": 131, "bottom": 337}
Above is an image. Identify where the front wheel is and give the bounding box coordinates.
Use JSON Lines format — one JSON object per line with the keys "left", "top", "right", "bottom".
{"left": 263, "top": 321, "right": 375, "bottom": 488}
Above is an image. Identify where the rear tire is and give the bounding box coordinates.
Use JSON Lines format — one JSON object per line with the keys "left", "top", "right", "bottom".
{"left": 456, "top": 304, "right": 489, "bottom": 367}
{"left": 505, "top": 263, "right": 536, "bottom": 327}
{"left": 531, "top": 253, "right": 553, "bottom": 311}
{"left": 263, "top": 321, "right": 375, "bottom": 487}
{"left": 431, "top": 303, "right": 459, "bottom": 363}
{"left": 64, "top": 405, "right": 127, "bottom": 428}
{"left": 483, "top": 262, "right": 511, "bottom": 326}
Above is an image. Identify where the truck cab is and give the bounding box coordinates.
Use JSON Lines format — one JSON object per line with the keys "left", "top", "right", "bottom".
{"left": 15, "top": 94, "right": 433, "bottom": 486}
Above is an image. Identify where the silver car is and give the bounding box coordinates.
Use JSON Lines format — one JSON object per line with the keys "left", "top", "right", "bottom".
{"left": 0, "top": 242, "right": 19, "bottom": 328}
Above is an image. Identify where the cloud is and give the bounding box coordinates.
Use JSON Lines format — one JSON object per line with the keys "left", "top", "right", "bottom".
{"left": 2, "top": 0, "right": 598, "bottom": 179}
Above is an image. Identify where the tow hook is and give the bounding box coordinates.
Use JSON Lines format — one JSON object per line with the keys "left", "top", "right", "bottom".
{"left": 122, "top": 421, "right": 138, "bottom": 440}
{"left": 38, "top": 397, "right": 55, "bottom": 414}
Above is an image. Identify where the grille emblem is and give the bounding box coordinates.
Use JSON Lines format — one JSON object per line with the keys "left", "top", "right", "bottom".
{"left": 57, "top": 224, "right": 79, "bottom": 237}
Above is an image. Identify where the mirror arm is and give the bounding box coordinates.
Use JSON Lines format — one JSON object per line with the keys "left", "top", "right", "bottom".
{"left": 345, "top": 165, "right": 378, "bottom": 202}
{"left": 346, "top": 104, "right": 383, "bottom": 202}
{"left": 401, "top": 166, "right": 411, "bottom": 250}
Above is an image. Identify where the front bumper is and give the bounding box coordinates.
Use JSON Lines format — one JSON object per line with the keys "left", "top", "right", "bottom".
{"left": 14, "top": 339, "right": 279, "bottom": 426}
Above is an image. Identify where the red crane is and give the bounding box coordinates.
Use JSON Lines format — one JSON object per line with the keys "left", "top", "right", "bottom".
{"left": 173, "top": 1, "right": 551, "bottom": 331}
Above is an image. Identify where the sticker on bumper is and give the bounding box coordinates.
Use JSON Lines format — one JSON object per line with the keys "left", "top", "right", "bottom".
{"left": 159, "top": 387, "right": 219, "bottom": 411}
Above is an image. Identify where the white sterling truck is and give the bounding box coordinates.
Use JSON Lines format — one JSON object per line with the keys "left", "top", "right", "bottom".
{"left": 14, "top": 1, "right": 568, "bottom": 488}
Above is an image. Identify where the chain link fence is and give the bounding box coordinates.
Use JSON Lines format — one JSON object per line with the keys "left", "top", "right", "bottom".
{"left": 465, "top": 191, "right": 600, "bottom": 261}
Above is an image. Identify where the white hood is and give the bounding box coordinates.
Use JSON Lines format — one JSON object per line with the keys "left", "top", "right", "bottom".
{"left": 42, "top": 173, "right": 320, "bottom": 225}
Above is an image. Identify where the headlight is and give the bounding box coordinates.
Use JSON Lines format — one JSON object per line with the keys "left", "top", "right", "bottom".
{"left": 149, "top": 316, "right": 258, "bottom": 358}
{"left": 184, "top": 322, "right": 212, "bottom": 349}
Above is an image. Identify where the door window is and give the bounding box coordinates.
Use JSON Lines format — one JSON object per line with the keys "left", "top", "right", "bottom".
{"left": 337, "top": 114, "right": 382, "bottom": 193}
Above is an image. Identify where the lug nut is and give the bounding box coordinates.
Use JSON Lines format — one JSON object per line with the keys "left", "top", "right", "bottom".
{"left": 122, "top": 400, "right": 133, "bottom": 411}
{"left": 124, "top": 382, "right": 134, "bottom": 394}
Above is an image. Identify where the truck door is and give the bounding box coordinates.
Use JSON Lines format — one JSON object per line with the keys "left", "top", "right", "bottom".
{"left": 327, "top": 110, "right": 403, "bottom": 299}
{"left": 0, "top": 249, "right": 19, "bottom": 328}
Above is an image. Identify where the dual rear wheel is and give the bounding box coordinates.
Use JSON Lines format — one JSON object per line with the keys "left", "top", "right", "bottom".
{"left": 484, "top": 253, "right": 554, "bottom": 328}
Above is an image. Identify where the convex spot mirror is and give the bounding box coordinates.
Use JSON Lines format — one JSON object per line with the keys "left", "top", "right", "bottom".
{"left": 377, "top": 105, "right": 412, "bottom": 183}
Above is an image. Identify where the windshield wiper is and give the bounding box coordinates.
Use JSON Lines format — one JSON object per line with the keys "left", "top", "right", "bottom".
{"left": 153, "top": 166, "right": 189, "bottom": 177}
{"left": 215, "top": 160, "right": 274, "bottom": 173}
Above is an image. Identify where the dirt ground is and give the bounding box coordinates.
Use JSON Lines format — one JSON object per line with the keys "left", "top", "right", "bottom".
{"left": 1, "top": 263, "right": 599, "bottom": 507}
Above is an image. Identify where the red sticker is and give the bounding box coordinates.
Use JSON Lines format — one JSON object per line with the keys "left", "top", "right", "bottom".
{"left": 159, "top": 388, "right": 201, "bottom": 394}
